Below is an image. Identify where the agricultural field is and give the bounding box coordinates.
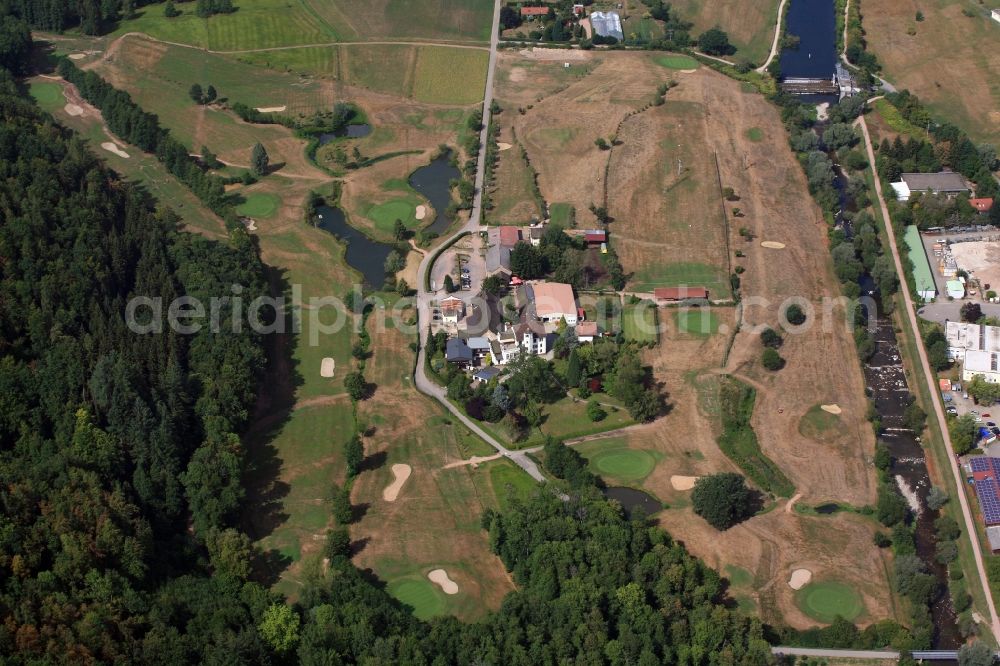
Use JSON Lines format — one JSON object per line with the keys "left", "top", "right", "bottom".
{"left": 110, "top": 0, "right": 492, "bottom": 51}
{"left": 673, "top": 0, "right": 781, "bottom": 64}
{"left": 494, "top": 51, "right": 733, "bottom": 299}
{"left": 864, "top": 0, "right": 1000, "bottom": 145}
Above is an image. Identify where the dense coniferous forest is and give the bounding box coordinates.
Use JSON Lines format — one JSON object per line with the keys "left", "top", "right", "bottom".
{"left": 0, "top": 22, "right": 922, "bottom": 664}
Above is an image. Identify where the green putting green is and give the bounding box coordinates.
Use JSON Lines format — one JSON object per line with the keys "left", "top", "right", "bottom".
{"left": 654, "top": 55, "right": 699, "bottom": 70}
{"left": 29, "top": 82, "right": 63, "bottom": 110}
{"left": 675, "top": 310, "right": 719, "bottom": 336}
{"left": 798, "top": 404, "right": 841, "bottom": 442}
{"left": 796, "top": 581, "right": 864, "bottom": 623}
{"left": 590, "top": 449, "right": 657, "bottom": 482}
{"left": 236, "top": 193, "right": 281, "bottom": 218}
{"left": 369, "top": 198, "right": 417, "bottom": 232}
{"left": 389, "top": 578, "right": 446, "bottom": 620}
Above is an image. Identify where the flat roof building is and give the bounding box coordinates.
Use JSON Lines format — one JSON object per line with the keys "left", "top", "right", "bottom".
{"left": 903, "top": 225, "right": 937, "bottom": 301}
{"left": 892, "top": 172, "right": 970, "bottom": 202}
{"left": 963, "top": 350, "right": 1000, "bottom": 384}
{"left": 971, "top": 457, "right": 1000, "bottom": 526}
{"left": 946, "top": 322, "right": 1000, "bottom": 359}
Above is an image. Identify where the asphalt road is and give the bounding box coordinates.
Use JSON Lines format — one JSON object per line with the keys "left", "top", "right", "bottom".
{"left": 412, "top": 0, "right": 546, "bottom": 483}
{"left": 858, "top": 112, "right": 1000, "bottom": 644}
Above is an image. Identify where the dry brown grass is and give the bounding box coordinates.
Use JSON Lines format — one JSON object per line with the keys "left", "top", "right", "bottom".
{"left": 864, "top": 0, "right": 1000, "bottom": 145}
{"left": 573, "top": 66, "right": 889, "bottom": 628}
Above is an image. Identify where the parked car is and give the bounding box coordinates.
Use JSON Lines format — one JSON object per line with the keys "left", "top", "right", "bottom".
{"left": 947, "top": 406, "right": 959, "bottom": 415}
{"left": 988, "top": 421, "right": 997, "bottom": 428}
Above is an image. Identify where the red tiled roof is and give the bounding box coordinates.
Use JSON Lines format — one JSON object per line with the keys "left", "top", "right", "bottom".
{"left": 584, "top": 230, "right": 606, "bottom": 242}
{"left": 971, "top": 198, "right": 994, "bottom": 212}
{"left": 577, "top": 321, "right": 598, "bottom": 336}
{"left": 520, "top": 6, "right": 550, "bottom": 15}
{"left": 499, "top": 226, "right": 522, "bottom": 247}
{"left": 654, "top": 287, "right": 708, "bottom": 300}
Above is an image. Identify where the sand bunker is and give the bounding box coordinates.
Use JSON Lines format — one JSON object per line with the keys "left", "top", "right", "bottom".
{"left": 788, "top": 569, "right": 812, "bottom": 590}
{"left": 427, "top": 568, "right": 458, "bottom": 594}
{"left": 101, "top": 142, "right": 129, "bottom": 158}
{"left": 68, "top": 53, "right": 86, "bottom": 60}
{"left": 415, "top": 205, "right": 427, "bottom": 220}
{"left": 243, "top": 219, "right": 258, "bottom": 231}
{"left": 670, "top": 475, "right": 698, "bottom": 491}
{"left": 320, "top": 357, "right": 335, "bottom": 378}
{"left": 64, "top": 103, "right": 83, "bottom": 116}
{"left": 497, "top": 142, "right": 512, "bottom": 151}
{"left": 255, "top": 106, "right": 286, "bottom": 113}
{"left": 761, "top": 241, "right": 786, "bottom": 249}
{"left": 820, "top": 404, "right": 842, "bottom": 415}
{"left": 382, "top": 463, "right": 412, "bottom": 502}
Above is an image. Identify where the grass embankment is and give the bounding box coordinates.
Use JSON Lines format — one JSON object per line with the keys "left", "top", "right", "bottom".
{"left": 718, "top": 376, "right": 795, "bottom": 497}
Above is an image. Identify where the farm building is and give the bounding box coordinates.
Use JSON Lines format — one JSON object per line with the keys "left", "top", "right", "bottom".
{"left": 526, "top": 282, "right": 578, "bottom": 325}
{"left": 946, "top": 321, "right": 1000, "bottom": 360}
{"left": 590, "top": 11, "right": 624, "bottom": 40}
{"left": 903, "top": 225, "right": 937, "bottom": 300}
{"left": 486, "top": 226, "right": 517, "bottom": 276}
{"left": 654, "top": 286, "right": 709, "bottom": 302}
{"left": 971, "top": 197, "right": 994, "bottom": 213}
{"left": 583, "top": 230, "right": 606, "bottom": 245}
{"left": 963, "top": 350, "right": 1000, "bottom": 383}
{"left": 520, "top": 6, "right": 550, "bottom": 17}
{"left": 970, "top": 457, "right": 1000, "bottom": 527}
{"left": 890, "top": 172, "right": 970, "bottom": 201}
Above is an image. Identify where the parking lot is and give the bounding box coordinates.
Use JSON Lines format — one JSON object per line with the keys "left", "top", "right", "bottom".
{"left": 428, "top": 233, "right": 486, "bottom": 299}
{"left": 943, "top": 383, "right": 1000, "bottom": 448}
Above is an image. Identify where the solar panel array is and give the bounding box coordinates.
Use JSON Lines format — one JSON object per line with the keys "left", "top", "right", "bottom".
{"left": 970, "top": 457, "right": 1000, "bottom": 473}
{"left": 976, "top": 479, "right": 1000, "bottom": 525}
{"left": 970, "top": 458, "right": 1000, "bottom": 525}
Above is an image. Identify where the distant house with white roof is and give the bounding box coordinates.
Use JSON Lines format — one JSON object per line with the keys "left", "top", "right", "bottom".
{"left": 946, "top": 321, "right": 1000, "bottom": 360}
{"left": 963, "top": 350, "right": 1000, "bottom": 384}
{"left": 525, "top": 282, "right": 578, "bottom": 326}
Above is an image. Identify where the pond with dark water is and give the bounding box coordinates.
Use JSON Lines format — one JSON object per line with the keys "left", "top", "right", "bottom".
{"left": 779, "top": 0, "right": 837, "bottom": 80}
{"left": 314, "top": 204, "right": 394, "bottom": 288}
{"left": 603, "top": 487, "right": 662, "bottom": 519}
{"left": 408, "top": 151, "right": 461, "bottom": 235}
{"left": 317, "top": 124, "right": 373, "bottom": 145}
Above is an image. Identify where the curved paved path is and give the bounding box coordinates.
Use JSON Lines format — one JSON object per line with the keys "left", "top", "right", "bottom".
{"left": 755, "top": 0, "right": 788, "bottom": 73}
{"left": 857, "top": 111, "right": 1000, "bottom": 644}
{"left": 411, "top": 0, "right": 545, "bottom": 483}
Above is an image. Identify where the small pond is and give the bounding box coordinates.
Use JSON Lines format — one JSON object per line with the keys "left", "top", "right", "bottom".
{"left": 603, "top": 487, "right": 662, "bottom": 519}
{"left": 315, "top": 204, "right": 394, "bottom": 288}
{"left": 408, "top": 150, "right": 461, "bottom": 235}
{"left": 814, "top": 503, "right": 841, "bottom": 514}
{"left": 317, "top": 124, "right": 373, "bottom": 145}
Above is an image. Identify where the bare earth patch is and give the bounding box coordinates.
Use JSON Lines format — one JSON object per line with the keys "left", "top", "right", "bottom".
{"left": 382, "top": 463, "right": 412, "bottom": 502}
{"left": 443, "top": 454, "right": 501, "bottom": 469}
{"left": 64, "top": 103, "right": 84, "bottom": 116}
{"left": 788, "top": 568, "right": 812, "bottom": 590}
{"left": 415, "top": 204, "right": 427, "bottom": 220}
{"left": 101, "top": 142, "right": 129, "bottom": 158}
{"left": 320, "top": 357, "right": 335, "bottom": 378}
{"left": 519, "top": 47, "right": 589, "bottom": 62}
{"left": 760, "top": 241, "right": 786, "bottom": 249}
{"left": 820, "top": 404, "right": 842, "bottom": 415}
{"left": 428, "top": 568, "right": 459, "bottom": 594}
{"left": 256, "top": 106, "right": 287, "bottom": 113}
{"left": 497, "top": 142, "right": 512, "bottom": 151}
{"left": 68, "top": 53, "right": 86, "bottom": 60}
{"left": 948, "top": 241, "right": 1000, "bottom": 296}
{"left": 670, "top": 475, "right": 698, "bottom": 491}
